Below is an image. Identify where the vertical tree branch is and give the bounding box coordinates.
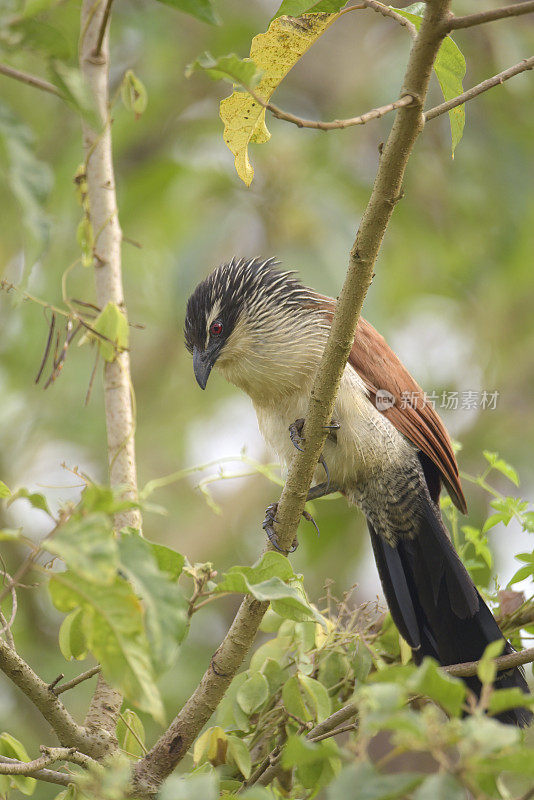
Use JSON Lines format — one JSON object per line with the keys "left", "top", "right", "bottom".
{"left": 79, "top": 0, "right": 140, "bottom": 737}
{"left": 272, "top": 0, "right": 452, "bottom": 552}
{"left": 132, "top": 1, "right": 452, "bottom": 794}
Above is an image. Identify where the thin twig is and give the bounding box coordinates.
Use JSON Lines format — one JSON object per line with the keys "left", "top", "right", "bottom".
{"left": 92, "top": 0, "right": 114, "bottom": 58}
{"left": 424, "top": 56, "right": 534, "bottom": 121}
{"left": 309, "top": 722, "right": 357, "bottom": 742}
{"left": 360, "top": 0, "right": 417, "bottom": 37}
{"left": 54, "top": 666, "right": 102, "bottom": 695}
{"left": 35, "top": 313, "right": 56, "bottom": 384}
{"left": 446, "top": 0, "right": 534, "bottom": 31}
{"left": 0, "top": 756, "right": 70, "bottom": 787}
{"left": 0, "top": 608, "right": 15, "bottom": 650}
{"left": 0, "top": 63, "right": 61, "bottom": 97}
{"left": 0, "top": 746, "right": 94, "bottom": 775}
{"left": 445, "top": 646, "right": 534, "bottom": 679}
{"left": 47, "top": 674, "right": 65, "bottom": 693}
{"left": 259, "top": 93, "right": 415, "bottom": 131}
{"left": 118, "top": 711, "right": 148, "bottom": 755}
{"left": 85, "top": 348, "right": 100, "bottom": 406}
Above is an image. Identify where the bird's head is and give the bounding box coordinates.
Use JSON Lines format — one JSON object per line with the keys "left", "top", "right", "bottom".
{"left": 184, "top": 257, "right": 329, "bottom": 402}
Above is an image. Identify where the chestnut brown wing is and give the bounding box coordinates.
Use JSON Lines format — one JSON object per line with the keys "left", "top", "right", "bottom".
{"left": 315, "top": 296, "right": 466, "bottom": 513}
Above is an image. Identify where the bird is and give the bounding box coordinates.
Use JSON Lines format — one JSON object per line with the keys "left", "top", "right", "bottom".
{"left": 184, "top": 256, "right": 532, "bottom": 726}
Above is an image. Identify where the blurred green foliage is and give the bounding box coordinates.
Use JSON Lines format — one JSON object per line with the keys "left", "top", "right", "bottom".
{"left": 0, "top": 0, "right": 533, "bottom": 796}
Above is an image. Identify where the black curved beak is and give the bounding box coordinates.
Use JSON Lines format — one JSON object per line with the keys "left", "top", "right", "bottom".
{"left": 193, "top": 346, "right": 213, "bottom": 390}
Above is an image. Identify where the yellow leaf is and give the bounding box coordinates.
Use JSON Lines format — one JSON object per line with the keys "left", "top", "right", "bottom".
{"left": 193, "top": 726, "right": 228, "bottom": 767}
{"left": 220, "top": 12, "right": 340, "bottom": 185}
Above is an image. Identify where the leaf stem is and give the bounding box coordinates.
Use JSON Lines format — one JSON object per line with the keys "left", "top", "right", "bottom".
{"left": 0, "top": 62, "right": 61, "bottom": 97}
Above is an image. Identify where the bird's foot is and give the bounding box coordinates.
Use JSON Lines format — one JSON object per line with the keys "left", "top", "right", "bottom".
{"left": 262, "top": 502, "right": 320, "bottom": 554}
{"left": 288, "top": 418, "right": 306, "bottom": 452}
{"left": 288, "top": 418, "right": 340, "bottom": 491}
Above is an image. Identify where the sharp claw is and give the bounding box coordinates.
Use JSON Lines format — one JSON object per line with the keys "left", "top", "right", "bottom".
{"left": 319, "top": 454, "right": 331, "bottom": 493}
{"left": 324, "top": 421, "right": 340, "bottom": 431}
{"left": 263, "top": 502, "right": 300, "bottom": 553}
{"left": 265, "top": 524, "right": 286, "bottom": 552}
{"left": 289, "top": 419, "right": 306, "bottom": 453}
{"left": 302, "top": 509, "right": 320, "bottom": 537}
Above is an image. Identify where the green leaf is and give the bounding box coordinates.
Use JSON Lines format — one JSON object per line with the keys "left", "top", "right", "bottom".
{"left": 217, "top": 551, "right": 295, "bottom": 592}
{"left": 218, "top": 553, "right": 322, "bottom": 622}
{"left": 0, "top": 733, "right": 36, "bottom": 796}
{"left": 283, "top": 675, "right": 311, "bottom": 721}
{"left": 226, "top": 734, "right": 252, "bottom": 779}
{"left": 482, "top": 512, "right": 507, "bottom": 534}
{"left": 154, "top": 0, "right": 219, "bottom": 25}
{"left": 248, "top": 576, "right": 321, "bottom": 622}
{"left": 58, "top": 607, "right": 88, "bottom": 660}
{"left": 220, "top": 12, "right": 341, "bottom": 185}
{"left": 49, "top": 570, "right": 165, "bottom": 722}
{"left": 460, "top": 715, "right": 519, "bottom": 756}
{"left": 121, "top": 70, "right": 148, "bottom": 118}
{"left": 43, "top": 513, "right": 118, "bottom": 584}
{"left": 117, "top": 709, "right": 146, "bottom": 758}
{"left": 352, "top": 640, "right": 374, "bottom": 682}
{"left": 8, "top": 488, "right": 51, "bottom": 515}
{"left": 477, "top": 639, "right": 505, "bottom": 686}
{"left": 318, "top": 650, "right": 350, "bottom": 690}
{"left": 483, "top": 450, "right": 519, "bottom": 486}
{"left": 0, "top": 100, "right": 53, "bottom": 262}
{"left": 0, "top": 481, "right": 11, "bottom": 498}
{"left": 186, "top": 52, "right": 262, "bottom": 88}
{"left": 159, "top": 772, "right": 220, "bottom": 800}
{"left": 81, "top": 484, "right": 139, "bottom": 515}
{"left": 13, "top": 18, "right": 72, "bottom": 60}
{"left": 413, "top": 773, "right": 465, "bottom": 800}
{"left": 19, "top": 0, "right": 61, "bottom": 17}
{"left": 83, "top": 301, "right": 129, "bottom": 362}
{"left": 408, "top": 658, "right": 466, "bottom": 717}
{"left": 490, "top": 496, "right": 528, "bottom": 525}
{"left": 327, "top": 762, "right": 422, "bottom": 800}
{"left": 118, "top": 533, "right": 188, "bottom": 673}
{"left": 298, "top": 674, "right": 332, "bottom": 722}
{"left": 236, "top": 671, "right": 269, "bottom": 714}
{"left": 392, "top": 6, "right": 466, "bottom": 156}
{"left": 282, "top": 734, "right": 341, "bottom": 791}
{"left": 149, "top": 542, "right": 185, "bottom": 579}
{"left": 239, "top": 788, "right": 274, "bottom": 800}
{"left": 461, "top": 525, "right": 493, "bottom": 569}
{"left": 509, "top": 564, "right": 534, "bottom": 585}
{"left": 488, "top": 687, "right": 534, "bottom": 716}
{"left": 261, "top": 657, "right": 287, "bottom": 694}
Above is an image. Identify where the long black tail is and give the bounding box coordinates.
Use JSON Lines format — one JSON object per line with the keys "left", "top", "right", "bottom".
{"left": 368, "top": 494, "right": 532, "bottom": 727}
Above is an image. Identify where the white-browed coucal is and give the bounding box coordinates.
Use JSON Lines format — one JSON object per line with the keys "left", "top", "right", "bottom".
{"left": 184, "top": 256, "right": 531, "bottom": 726}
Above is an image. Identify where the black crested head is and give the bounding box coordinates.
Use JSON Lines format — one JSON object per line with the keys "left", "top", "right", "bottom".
{"left": 184, "top": 256, "right": 321, "bottom": 391}
{"left": 184, "top": 256, "right": 312, "bottom": 353}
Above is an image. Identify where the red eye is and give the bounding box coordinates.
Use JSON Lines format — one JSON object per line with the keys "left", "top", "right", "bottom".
{"left": 210, "top": 321, "right": 223, "bottom": 336}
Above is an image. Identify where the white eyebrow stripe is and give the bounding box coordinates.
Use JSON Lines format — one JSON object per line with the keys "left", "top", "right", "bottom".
{"left": 205, "top": 300, "right": 222, "bottom": 338}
